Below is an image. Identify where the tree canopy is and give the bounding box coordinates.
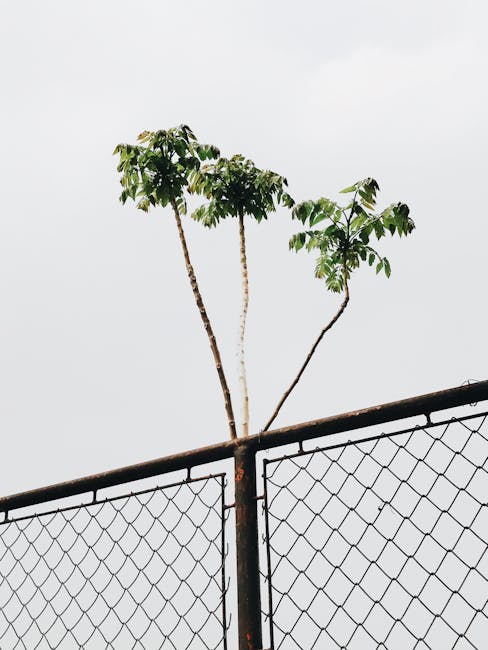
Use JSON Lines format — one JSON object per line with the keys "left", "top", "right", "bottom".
{"left": 190, "top": 154, "right": 294, "bottom": 225}
{"left": 289, "top": 178, "right": 415, "bottom": 293}
{"left": 114, "top": 125, "right": 219, "bottom": 214}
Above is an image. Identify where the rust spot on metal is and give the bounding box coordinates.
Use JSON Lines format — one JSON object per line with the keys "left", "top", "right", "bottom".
{"left": 235, "top": 467, "right": 245, "bottom": 482}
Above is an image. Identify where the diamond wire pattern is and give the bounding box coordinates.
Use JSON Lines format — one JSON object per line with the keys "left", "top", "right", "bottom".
{"left": 0, "top": 474, "right": 228, "bottom": 649}
{"left": 263, "top": 413, "right": 488, "bottom": 649}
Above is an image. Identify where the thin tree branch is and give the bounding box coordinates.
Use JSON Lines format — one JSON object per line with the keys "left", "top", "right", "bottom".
{"left": 263, "top": 266, "right": 349, "bottom": 432}
{"left": 171, "top": 199, "right": 237, "bottom": 440}
{"left": 238, "top": 210, "right": 250, "bottom": 436}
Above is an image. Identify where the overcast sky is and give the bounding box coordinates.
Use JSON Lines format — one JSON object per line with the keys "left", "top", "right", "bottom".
{"left": 1, "top": 0, "right": 487, "bottom": 495}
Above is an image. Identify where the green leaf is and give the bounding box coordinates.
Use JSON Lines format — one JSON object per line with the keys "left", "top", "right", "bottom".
{"left": 282, "top": 192, "right": 295, "bottom": 208}
{"left": 359, "top": 229, "right": 370, "bottom": 244}
{"left": 293, "top": 200, "right": 314, "bottom": 223}
{"left": 309, "top": 210, "right": 328, "bottom": 227}
{"left": 373, "top": 221, "right": 385, "bottom": 239}
{"left": 137, "top": 198, "right": 150, "bottom": 212}
{"left": 339, "top": 183, "right": 358, "bottom": 194}
{"left": 289, "top": 232, "right": 306, "bottom": 251}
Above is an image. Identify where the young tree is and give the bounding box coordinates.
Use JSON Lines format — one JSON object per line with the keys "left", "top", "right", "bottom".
{"left": 113, "top": 126, "right": 237, "bottom": 439}
{"left": 263, "top": 178, "right": 415, "bottom": 431}
{"left": 191, "top": 155, "right": 294, "bottom": 436}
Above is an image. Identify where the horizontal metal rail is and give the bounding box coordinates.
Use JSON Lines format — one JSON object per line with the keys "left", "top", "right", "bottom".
{"left": 2, "top": 473, "right": 225, "bottom": 525}
{"left": 1, "top": 380, "right": 487, "bottom": 514}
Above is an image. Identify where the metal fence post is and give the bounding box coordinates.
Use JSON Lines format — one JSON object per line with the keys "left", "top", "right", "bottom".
{"left": 234, "top": 443, "right": 263, "bottom": 650}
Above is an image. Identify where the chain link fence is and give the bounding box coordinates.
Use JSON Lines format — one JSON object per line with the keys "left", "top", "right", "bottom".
{"left": 1, "top": 384, "right": 488, "bottom": 649}
{"left": 262, "top": 411, "right": 488, "bottom": 649}
{"left": 0, "top": 474, "right": 228, "bottom": 649}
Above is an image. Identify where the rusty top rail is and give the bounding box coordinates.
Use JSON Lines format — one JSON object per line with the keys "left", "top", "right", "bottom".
{"left": 1, "top": 380, "right": 487, "bottom": 514}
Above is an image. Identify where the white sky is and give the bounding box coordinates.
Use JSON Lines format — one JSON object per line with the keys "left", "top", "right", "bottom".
{"left": 1, "top": 0, "right": 487, "bottom": 495}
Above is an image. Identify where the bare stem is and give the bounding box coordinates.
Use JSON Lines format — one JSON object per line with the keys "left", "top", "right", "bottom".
{"left": 263, "top": 272, "right": 350, "bottom": 432}
{"left": 171, "top": 200, "right": 237, "bottom": 440}
{"left": 238, "top": 211, "right": 250, "bottom": 436}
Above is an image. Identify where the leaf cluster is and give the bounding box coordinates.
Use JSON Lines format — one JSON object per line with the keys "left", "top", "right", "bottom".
{"left": 289, "top": 178, "right": 415, "bottom": 292}
{"left": 113, "top": 125, "right": 219, "bottom": 214}
{"left": 190, "top": 154, "right": 294, "bottom": 227}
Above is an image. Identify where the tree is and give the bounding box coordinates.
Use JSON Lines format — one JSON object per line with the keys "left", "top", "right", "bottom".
{"left": 263, "top": 178, "right": 415, "bottom": 431}
{"left": 113, "top": 126, "right": 237, "bottom": 439}
{"left": 190, "top": 155, "right": 294, "bottom": 436}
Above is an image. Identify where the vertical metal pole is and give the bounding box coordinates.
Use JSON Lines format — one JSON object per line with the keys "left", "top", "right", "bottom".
{"left": 262, "top": 459, "right": 275, "bottom": 649}
{"left": 234, "top": 443, "right": 263, "bottom": 650}
{"left": 221, "top": 475, "right": 228, "bottom": 650}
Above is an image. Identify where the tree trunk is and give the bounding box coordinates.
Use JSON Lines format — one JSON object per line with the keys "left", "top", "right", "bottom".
{"left": 238, "top": 211, "right": 250, "bottom": 436}
{"left": 171, "top": 200, "right": 237, "bottom": 440}
{"left": 263, "top": 280, "right": 350, "bottom": 432}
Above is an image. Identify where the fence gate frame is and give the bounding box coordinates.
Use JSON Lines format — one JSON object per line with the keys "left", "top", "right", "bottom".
{"left": 1, "top": 380, "right": 488, "bottom": 650}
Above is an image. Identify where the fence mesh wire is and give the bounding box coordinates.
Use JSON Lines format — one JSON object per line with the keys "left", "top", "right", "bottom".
{"left": 263, "top": 412, "right": 488, "bottom": 649}
{"left": 0, "top": 474, "right": 228, "bottom": 650}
